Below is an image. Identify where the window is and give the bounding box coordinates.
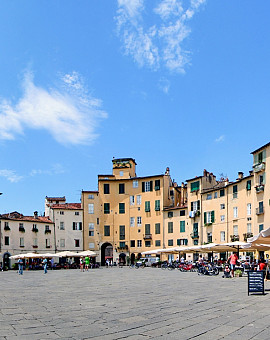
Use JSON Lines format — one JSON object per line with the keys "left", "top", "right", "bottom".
{"left": 89, "top": 231, "right": 94, "bottom": 237}
{"left": 130, "top": 196, "right": 135, "bottom": 205}
{"left": 20, "top": 237, "right": 24, "bottom": 247}
{"left": 168, "top": 222, "right": 173, "bottom": 233}
{"left": 246, "top": 180, "right": 251, "bottom": 191}
{"left": 137, "top": 216, "right": 142, "bottom": 226}
{"left": 75, "top": 211, "right": 79, "bottom": 216}
{"left": 130, "top": 217, "right": 135, "bottom": 227}
{"left": 247, "top": 203, "right": 251, "bottom": 216}
{"left": 145, "top": 201, "right": 150, "bottom": 212}
{"left": 220, "top": 189, "right": 225, "bottom": 197}
{"left": 191, "top": 181, "right": 200, "bottom": 192}
{"left": 104, "top": 183, "right": 110, "bottom": 194}
{"left": 155, "top": 179, "right": 160, "bottom": 191}
{"left": 97, "top": 218, "right": 99, "bottom": 225}
{"left": 19, "top": 223, "right": 24, "bottom": 228}
{"left": 155, "top": 240, "right": 161, "bottom": 247}
{"left": 133, "top": 180, "right": 138, "bottom": 188}
{"left": 89, "top": 242, "right": 94, "bottom": 249}
{"left": 258, "top": 201, "right": 264, "bottom": 214}
{"left": 137, "top": 195, "right": 142, "bottom": 205}
{"left": 233, "top": 185, "right": 238, "bottom": 199}
{"left": 119, "top": 183, "right": 125, "bottom": 194}
{"left": 180, "top": 221, "right": 185, "bottom": 233}
{"left": 155, "top": 223, "right": 160, "bottom": 234}
{"left": 104, "top": 203, "right": 110, "bottom": 214}
{"left": 104, "top": 225, "right": 110, "bottom": 236}
{"left": 180, "top": 210, "right": 185, "bottom": 216}
{"left": 168, "top": 239, "right": 173, "bottom": 246}
{"left": 60, "top": 211, "right": 64, "bottom": 215}
{"left": 119, "top": 203, "right": 125, "bottom": 214}
{"left": 233, "top": 225, "right": 238, "bottom": 236}
{"left": 145, "top": 241, "right": 151, "bottom": 247}
{"left": 206, "top": 194, "right": 212, "bottom": 200}
{"left": 73, "top": 222, "right": 82, "bottom": 230}
{"left": 119, "top": 225, "right": 125, "bottom": 240}
{"left": 75, "top": 239, "right": 80, "bottom": 247}
{"left": 137, "top": 240, "right": 142, "bottom": 247}
{"left": 193, "top": 223, "right": 198, "bottom": 237}
{"left": 259, "top": 224, "right": 264, "bottom": 232}
{"left": 207, "top": 232, "right": 212, "bottom": 243}
{"left": 60, "top": 222, "right": 65, "bottom": 230}
{"left": 220, "top": 203, "right": 225, "bottom": 210}
{"left": 233, "top": 207, "right": 238, "bottom": 219}
{"left": 119, "top": 171, "right": 123, "bottom": 177}
{"left": 247, "top": 223, "right": 252, "bottom": 233}
{"left": 4, "top": 221, "right": 9, "bottom": 228}
{"left": 33, "top": 238, "right": 38, "bottom": 246}
{"left": 214, "top": 192, "right": 218, "bottom": 199}
{"left": 88, "top": 204, "right": 94, "bottom": 214}
{"left": 220, "top": 215, "right": 225, "bottom": 222}
{"left": 220, "top": 231, "right": 225, "bottom": 242}
{"left": 168, "top": 211, "right": 173, "bottom": 218}
{"left": 142, "top": 181, "right": 153, "bottom": 192}
{"left": 60, "top": 239, "right": 65, "bottom": 247}
{"left": 88, "top": 194, "right": 94, "bottom": 199}
{"left": 89, "top": 223, "right": 94, "bottom": 230}
{"left": 145, "top": 224, "right": 151, "bottom": 235}
{"left": 204, "top": 211, "right": 215, "bottom": 224}
{"left": 191, "top": 200, "right": 200, "bottom": 211}
{"left": 155, "top": 200, "right": 160, "bottom": 211}
{"left": 46, "top": 239, "right": 50, "bottom": 248}
{"left": 130, "top": 240, "right": 135, "bottom": 247}
{"left": 177, "top": 239, "right": 188, "bottom": 246}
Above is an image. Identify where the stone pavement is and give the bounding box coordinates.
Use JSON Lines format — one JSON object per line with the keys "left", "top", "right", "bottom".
{"left": 1, "top": 267, "right": 270, "bottom": 340}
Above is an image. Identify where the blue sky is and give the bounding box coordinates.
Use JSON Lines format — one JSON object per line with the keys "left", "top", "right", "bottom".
{"left": 0, "top": 0, "right": 270, "bottom": 215}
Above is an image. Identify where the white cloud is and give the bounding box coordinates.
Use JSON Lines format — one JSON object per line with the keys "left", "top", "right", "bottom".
{"left": 0, "top": 169, "right": 23, "bottom": 183}
{"left": 215, "top": 135, "right": 225, "bottom": 143}
{"left": 116, "top": 0, "right": 206, "bottom": 73}
{"left": 0, "top": 71, "right": 108, "bottom": 145}
{"left": 30, "top": 163, "right": 65, "bottom": 177}
{"left": 158, "top": 77, "right": 170, "bottom": 93}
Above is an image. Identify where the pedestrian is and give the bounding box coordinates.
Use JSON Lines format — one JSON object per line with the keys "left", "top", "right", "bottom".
{"left": 228, "top": 252, "right": 238, "bottom": 277}
{"left": 80, "top": 256, "right": 84, "bottom": 272}
{"left": 180, "top": 256, "right": 185, "bottom": 264}
{"left": 50, "top": 258, "right": 54, "bottom": 270}
{"left": 18, "top": 258, "right": 23, "bottom": 275}
{"left": 106, "top": 259, "right": 109, "bottom": 267}
{"left": 42, "top": 257, "right": 48, "bottom": 274}
{"left": 85, "top": 256, "right": 90, "bottom": 271}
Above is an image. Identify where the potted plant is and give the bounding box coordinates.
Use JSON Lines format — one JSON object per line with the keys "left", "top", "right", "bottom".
{"left": 234, "top": 269, "right": 243, "bottom": 277}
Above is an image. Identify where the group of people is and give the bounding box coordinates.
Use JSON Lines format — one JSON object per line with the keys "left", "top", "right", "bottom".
{"left": 80, "top": 255, "right": 90, "bottom": 271}
{"left": 17, "top": 257, "right": 49, "bottom": 275}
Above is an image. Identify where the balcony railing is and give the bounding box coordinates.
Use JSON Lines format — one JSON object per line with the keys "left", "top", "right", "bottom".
{"left": 117, "top": 245, "right": 128, "bottom": 251}
{"left": 255, "top": 184, "right": 264, "bottom": 193}
{"left": 19, "top": 227, "right": 25, "bottom": 232}
{"left": 4, "top": 226, "right": 10, "bottom": 231}
{"left": 45, "top": 229, "right": 51, "bottom": 234}
{"left": 32, "top": 227, "right": 39, "bottom": 232}
{"left": 253, "top": 162, "right": 265, "bottom": 173}
{"left": 190, "top": 232, "right": 199, "bottom": 239}
{"left": 243, "top": 233, "right": 253, "bottom": 241}
{"left": 32, "top": 245, "right": 38, "bottom": 248}
{"left": 256, "top": 207, "right": 264, "bottom": 215}
{"left": 230, "top": 235, "right": 239, "bottom": 242}
{"left": 143, "top": 234, "right": 152, "bottom": 240}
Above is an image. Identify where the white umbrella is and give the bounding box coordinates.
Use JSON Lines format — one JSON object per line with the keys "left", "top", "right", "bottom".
{"left": 56, "top": 251, "right": 79, "bottom": 257}
{"left": 247, "top": 227, "right": 270, "bottom": 244}
{"left": 76, "top": 250, "right": 97, "bottom": 257}
{"left": 39, "top": 253, "right": 61, "bottom": 258}
{"left": 141, "top": 249, "right": 164, "bottom": 255}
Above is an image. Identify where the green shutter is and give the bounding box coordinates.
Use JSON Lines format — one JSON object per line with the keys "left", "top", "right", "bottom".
{"left": 155, "top": 200, "right": 160, "bottom": 211}
{"left": 142, "top": 182, "right": 145, "bottom": 192}
{"left": 180, "top": 221, "right": 185, "bottom": 233}
{"left": 185, "top": 239, "right": 188, "bottom": 246}
{"left": 191, "top": 202, "right": 193, "bottom": 211}
{"left": 145, "top": 201, "right": 150, "bottom": 212}
{"left": 197, "top": 200, "right": 200, "bottom": 210}
{"left": 211, "top": 210, "right": 215, "bottom": 223}
{"left": 204, "top": 212, "right": 206, "bottom": 224}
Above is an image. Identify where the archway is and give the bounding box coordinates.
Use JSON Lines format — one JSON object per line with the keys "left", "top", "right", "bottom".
{"left": 3, "top": 252, "right": 11, "bottom": 270}
{"left": 119, "top": 253, "right": 126, "bottom": 265}
{"left": 101, "top": 242, "right": 113, "bottom": 266}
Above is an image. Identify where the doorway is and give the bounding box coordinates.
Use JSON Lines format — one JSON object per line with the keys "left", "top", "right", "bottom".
{"left": 101, "top": 242, "right": 113, "bottom": 266}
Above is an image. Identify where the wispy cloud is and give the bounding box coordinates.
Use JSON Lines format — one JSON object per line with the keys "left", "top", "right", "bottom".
{"left": 0, "top": 71, "right": 108, "bottom": 145}
{"left": 116, "top": 0, "right": 206, "bottom": 73}
{"left": 215, "top": 135, "right": 225, "bottom": 143}
{"left": 30, "top": 163, "right": 65, "bottom": 177}
{"left": 0, "top": 169, "right": 23, "bottom": 183}
{"left": 158, "top": 77, "right": 170, "bottom": 93}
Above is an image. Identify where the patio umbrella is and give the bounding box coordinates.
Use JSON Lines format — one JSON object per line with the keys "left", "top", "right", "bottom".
{"left": 56, "top": 251, "right": 79, "bottom": 257}
{"left": 141, "top": 249, "right": 164, "bottom": 255}
{"left": 76, "top": 250, "right": 97, "bottom": 257}
{"left": 247, "top": 227, "right": 270, "bottom": 244}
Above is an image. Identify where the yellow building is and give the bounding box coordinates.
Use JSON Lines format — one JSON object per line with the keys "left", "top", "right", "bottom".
{"left": 82, "top": 158, "right": 174, "bottom": 265}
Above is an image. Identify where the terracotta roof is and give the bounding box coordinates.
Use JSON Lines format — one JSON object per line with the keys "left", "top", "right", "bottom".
{"left": 50, "top": 203, "right": 82, "bottom": 210}
{"left": 0, "top": 212, "right": 53, "bottom": 223}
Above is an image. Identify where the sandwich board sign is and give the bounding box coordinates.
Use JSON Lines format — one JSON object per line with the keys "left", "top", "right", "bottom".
{"left": 248, "top": 271, "right": 264, "bottom": 295}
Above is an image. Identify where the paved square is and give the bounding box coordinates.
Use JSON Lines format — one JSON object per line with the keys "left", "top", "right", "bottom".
{"left": 1, "top": 267, "right": 270, "bottom": 339}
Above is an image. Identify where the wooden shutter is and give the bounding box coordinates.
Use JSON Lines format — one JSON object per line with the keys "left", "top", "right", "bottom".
{"left": 211, "top": 210, "right": 215, "bottom": 223}
{"left": 142, "top": 182, "right": 145, "bottom": 192}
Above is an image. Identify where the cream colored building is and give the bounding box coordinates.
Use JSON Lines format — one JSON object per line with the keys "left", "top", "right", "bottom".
{"left": 0, "top": 211, "right": 54, "bottom": 268}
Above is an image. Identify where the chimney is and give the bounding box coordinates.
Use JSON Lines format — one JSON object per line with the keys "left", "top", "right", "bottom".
{"left": 238, "top": 172, "right": 244, "bottom": 180}
{"left": 165, "top": 167, "right": 170, "bottom": 176}
{"left": 34, "top": 211, "right": 38, "bottom": 219}
{"left": 249, "top": 170, "right": 253, "bottom": 176}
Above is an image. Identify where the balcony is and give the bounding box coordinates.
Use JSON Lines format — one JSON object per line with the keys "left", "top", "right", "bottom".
{"left": 253, "top": 162, "right": 265, "bottom": 173}
{"left": 189, "top": 210, "right": 200, "bottom": 218}
{"left": 32, "top": 227, "right": 39, "bottom": 232}
{"left": 243, "top": 233, "right": 253, "bottom": 241}
{"left": 143, "top": 234, "right": 152, "bottom": 240}
{"left": 230, "top": 235, "right": 239, "bottom": 242}
{"left": 32, "top": 245, "right": 38, "bottom": 248}
{"left": 255, "top": 184, "right": 264, "bottom": 193}
{"left": 4, "top": 226, "right": 10, "bottom": 231}
{"left": 117, "top": 245, "right": 128, "bottom": 251}
{"left": 256, "top": 207, "right": 264, "bottom": 215}
{"left": 45, "top": 229, "right": 51, "bottom": 234}
{"left": 19, "top": 227, "right": 25, "bottom": 232}
{"left": 190, "top": 232, "right": 199, "bottom": 239}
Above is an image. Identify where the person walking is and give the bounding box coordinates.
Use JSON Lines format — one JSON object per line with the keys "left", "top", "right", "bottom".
{"left": 85, "top": 256, "right": 90, "bottom": 271}
{"left": 228, "top": 252, "right": 238, "bottom": 277}
{"left": 18, "top": 258, "right": 23, "bottom": 275}
{"left": 80, "top": 256, "right": 84, "bottom": 272}
{"left": 42, "top": 257, "right": 48, "bottom": 274}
